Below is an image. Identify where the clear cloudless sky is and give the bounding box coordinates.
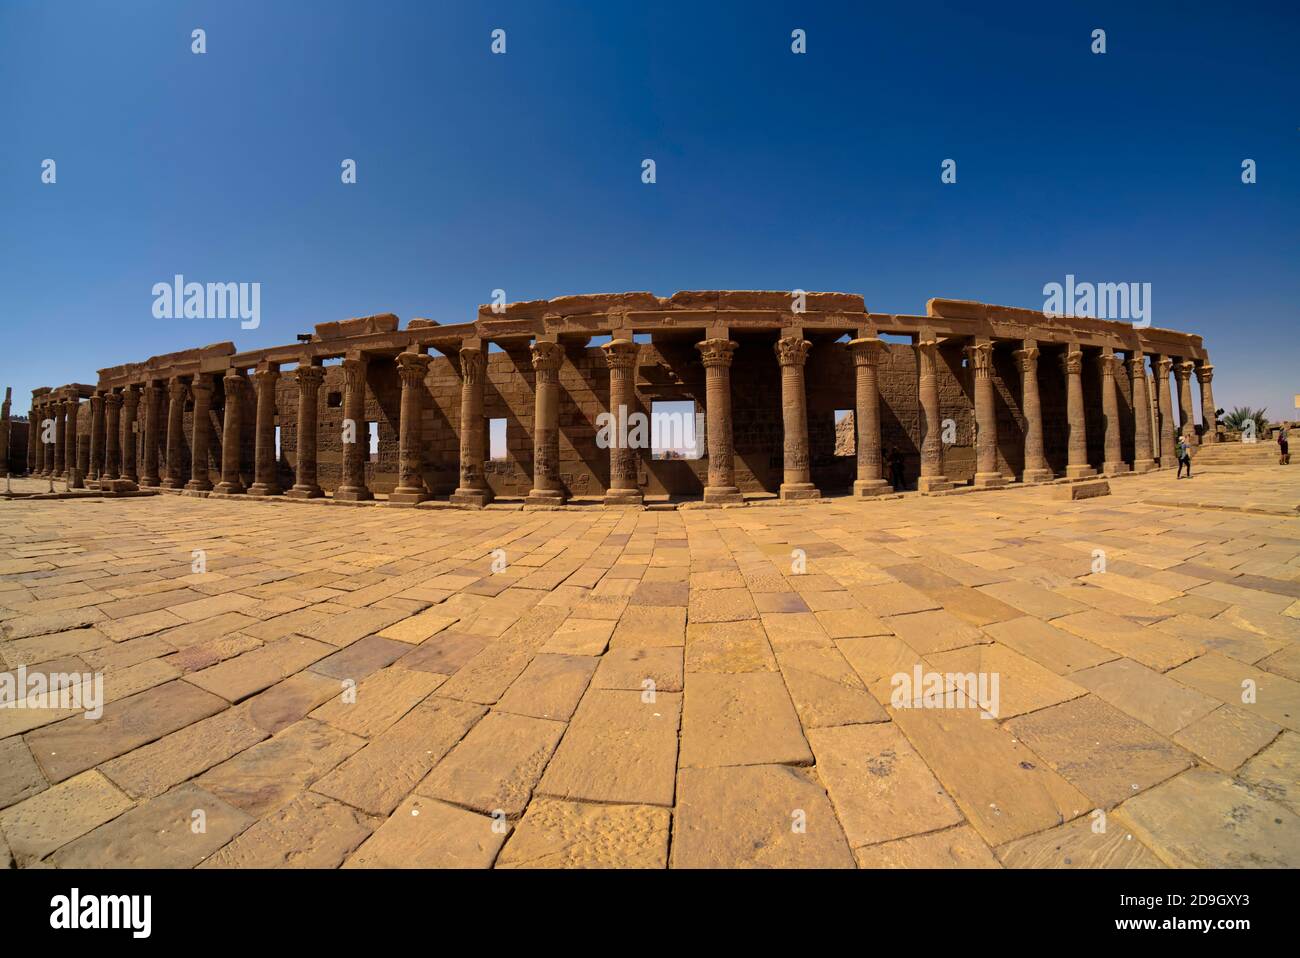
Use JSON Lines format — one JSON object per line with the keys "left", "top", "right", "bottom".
{"left": 1, "top": 0, "right": 1297, "bottom": 421}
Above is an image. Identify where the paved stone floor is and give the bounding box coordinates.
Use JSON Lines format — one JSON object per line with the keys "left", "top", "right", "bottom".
{"left": 2, "top": 459, "right": 1299, "bottom": 868}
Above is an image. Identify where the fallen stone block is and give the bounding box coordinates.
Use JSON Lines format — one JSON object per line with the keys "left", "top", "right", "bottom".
{"left": 1053, "top": 480, "right": 1110, "bottom": 501}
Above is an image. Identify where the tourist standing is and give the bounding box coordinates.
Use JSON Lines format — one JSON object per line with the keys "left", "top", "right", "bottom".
{"left": 1176, "top": 434, "right": 1192, "bottom": 478}
{"left": 1280, "top": 427, "right": 1290, "bottom": 465}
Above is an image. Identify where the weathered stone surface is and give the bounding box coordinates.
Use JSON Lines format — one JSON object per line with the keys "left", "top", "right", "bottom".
{"left": 0, "top": 770, "right": 133, "bottom": 864}
{"left": 309, "top": 666, "right": 444, "bottom": 737}
{"left": 495, "top": 653, "right": 597, "bottom": 721}
{"left": 1005, "top": 695, "right": 1194, "bottom": 808}
{"left": 198, "top": 719, "right": 365, "bottom": 817}
{"left": 853, "top": 826, "right": 1000, "bottom": 868}
{"left": 980, "top": 615, "right": 1116, "bottom": 675}
{"left": 398, "top": 630, "right": 486, "bottom": 674}
{"left": 672, "top": 764, "right": 854, "bottom": 868}
{"left": 995, "top": 815, "right": 1166, "bottom": 868}
{"left": 923, "top": 643, "right": 1087, "bottom": 719}
{"left": 100, "top": 707, "right": 268, "bottom": 799}
{"left": 1052, "top": 480, "right": 1110, "bottom": 500}
{"left": 679, "top": 671, "right": 812, "bottom": 767}
{"left": 418, "top": 711, "right": 564, "bottom": 817}
{"left": 1238, "top": 731, "right": 1299, "bottom": 814}
{"left": 200, "top": 791, "right": 373, "bottom": 868}
{"left": 51, "top": 782, "right": 252, "bottom": 868}
{"left": 312, "top": 696, "right": 485, "bottom": 815}
{"left": 774, "top": 646, "right": 888, "bottom": 727}
{"left": 889, "top": 702, "right": 1090, "bottom": 846}
{"left": 343, "top": 795, "right": 507, "bottom": 868}
{"left": 1114, "top": 768, "right": 1300, "bottom": 868}
{"left": 1071, "top": 657, "right": 1219, "bottom": 736}
{"left": 592, "top": 646, "right": 683, "bottom": 693}
{"left": 25, "top": 680, "right": 228, "bottom": 782}
{"left": 808, "top": 723, "right": 961, "bottom": 847}
{"left": 0, "top": 735, "right": 46, "bottom": 809}
{"left": 538, "top": 689, "right": 680, "bottom": 806}
{"left": 684, "top": 620, "right": 777, "bottom": 673}
{"left": 1172, "top": 705, "right": 1282, "bottom": 771}
{"left": 186, "top": 635, "right": 334, "bottom": 702}
{"left": 497, "top": 798, "right": 671, "bottom": 868}
{"left": 1167, "top": 652, "right": 1300, "bottom": 731}
{"left": 240, "top": 670, "right": 342, "bottom": 734}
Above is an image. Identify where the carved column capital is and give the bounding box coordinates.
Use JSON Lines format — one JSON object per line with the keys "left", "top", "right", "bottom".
{"left": 191, "top": 375, "right": 213, "bottom": 399}
{"left": 847, "top": 337, "right": 886, "bottom": 367}
{"left": 122, "top": 385, "right": 140, "bottom": 410}
{"left": 1156, "top": 356, "right": 1173, "bottom": 377}
{"left": 774, "top": 336, "right": 811, "bottom": 368}
{"left": 1013, "top": 346, "right": 1040, "bottom": 372}
{"left": 167, "top": 377, "right": 187, "bottom": 401}
{"left": 1174, "top": 359, "right": 1195, "bottom": 383}
{"left": 459, "top": 347, "right": 486, "bottom": 384}
{"left": 695, "top": 338, "right": 737, "bottom": 368}
{"left": 601, "top": 339, "right": 640, "bottom": 370}
{"left": 341, "top": 357, "right": 367, "bottom": 390}
{"left": 1100, "top": 352, "right": 1120, "bottom": 378}
{"left": 105, "top": 391, "right": 124, "bottom": 410}
{"left": 295, "top": 365, "right": 325, "bottom": 389}
{"left": 1196, "top": 363, "right": 1214, "bottom": 384}
{"left": 965, "top": 341, "right": 994, "bottom": 379}
{"left": 253, "top": 367, "right": 279, "bottom": 390}
{"left": 1060, "top": 350, "right": 1083, "bottom": 376}
{"left": 529, "top": 341, "right": 564, "bottom": 374}
{"left": 396, "top": 351, "right": 432, "bottom": 387}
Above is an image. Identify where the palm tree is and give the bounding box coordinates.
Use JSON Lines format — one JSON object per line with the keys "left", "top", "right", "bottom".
{"left": 1222, "top": 406, "right": 1269, "bottom": 437}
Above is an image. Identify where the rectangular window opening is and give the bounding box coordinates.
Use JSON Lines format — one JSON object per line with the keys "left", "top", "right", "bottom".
{"left": 489, "top": 418, "right": 507, "bottom": 460}
{"left": 651, "top": 400, "right": 702, "bottom": 460}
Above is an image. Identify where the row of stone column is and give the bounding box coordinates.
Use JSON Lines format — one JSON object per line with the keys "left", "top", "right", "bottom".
{"left": 45, "top": 335, "right": 1215, "bottom": 500}
{"left": 899, "top": 339, "right": 1217, "bottom": 491}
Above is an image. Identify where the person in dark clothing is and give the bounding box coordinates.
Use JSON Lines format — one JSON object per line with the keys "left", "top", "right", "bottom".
{"left": 1176, "top": 434, "right": 1192, "bottom": 478}
{"left": 887, "top": 446, "right": 906, "bottom": 491}
{"left": 1280, "top": 428, "right": 1290, "bottom": 465}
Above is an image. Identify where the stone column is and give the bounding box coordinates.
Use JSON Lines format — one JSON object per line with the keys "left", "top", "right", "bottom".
{"left": 64, "top": 398, "right": 82, "bottom": 488}
{"left": 1175, "top": 360, "right": 1198, "bottom": 445}
{"left": 53, "top": 398, "right": 66, "bottom": 478}
{"left": 391, "top": 351, "right": 433, "bottom": 505}
{"left": 1014, "top": 343, "right": 1052, "bottom": 482}
{"left": 87, "top": 394, "right": 104, "bottom": 484}
{"left": 162, "top": 378, "right": 187, "bottom": 489}
{"left": 26, "top": 401, "right": 38, "bottom": 475}
{"left": 1100, "top": 349, "right": 1127, "bottom": 475}
{"left": 75, "top": 398, "right": 89, "bottom": 485}
{"left": 696, "top": 338, "right": 742, "bottom": 504}
{"left": 120, "top": 386, "right": 140, "bottom": 483}
{"left": 248, "top": 367, "right": 281, "bottom": 496}
{"left": 140, "top": 382, "right": 163, "bottom": 487}
{"left": 185, "top": 375, "right": 214, "bottom": 493}
{"left": 214, "top": 370, "right": 246, "bottom": 495}
{"left": 287, "top": 365, "right": 324, "bottom": 498}
{"left": 525, "top": 341, "right": 567, "bottom": 506}
{"left": 450, "top": 347, "right": 492, "bottom": 508}
{"left": 602, "top": 339, "right": 643, "bottom": 506}
{"left": 1062, "top": 348, "right": 1095, "bottom": 479}
{"left": 0, "top": 389, "right": 9, "bottom": 477}
{"left": 1196, "top": 362, "right": 1218, "bottom": 444}
{"left": 847, "top": 337, "right": 891, "bottom": 495}
{"left": 1128, "top": 352, "right": 1156, "bottom": 472}
{"left": 103, "top": 392, "right": 122, "bottom": 481}
{"left": 775, "top": 336, "right": 819, "bottom": 500}
{"left": 967, "top": 340, "right": 1005, "bottom": 488}
{"left": 36, "top": 401, "right": 51, "bottom": 475}
{"left": 335, "top": 357, "right": 373, "bottom": 501}
{"left": 1155, "top": 356, "right": 1177, "bottom": 466}
{"left": 916, "top": 338, "right": 952, "bottom": 493}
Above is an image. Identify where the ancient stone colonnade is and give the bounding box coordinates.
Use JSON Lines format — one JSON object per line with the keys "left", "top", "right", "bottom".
{"left": 25, "top": 292, "right": 1216, "bottom": 506}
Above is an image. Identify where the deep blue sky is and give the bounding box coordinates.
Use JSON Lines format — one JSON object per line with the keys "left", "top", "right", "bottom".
{"left": 2, "top": 1, "right": 1296, "bottom": 419}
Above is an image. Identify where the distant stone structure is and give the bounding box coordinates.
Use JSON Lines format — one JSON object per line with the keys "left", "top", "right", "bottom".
{"left": 19, "top": 291, "right": 1217, "bottom": 504}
